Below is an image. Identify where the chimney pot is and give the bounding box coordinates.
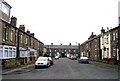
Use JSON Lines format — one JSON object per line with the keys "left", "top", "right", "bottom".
{"left": 10, "top": 16, "right": 17, "bottom": 27}
{"left": 19, "top": 25, "right": 25, "bottom": 31}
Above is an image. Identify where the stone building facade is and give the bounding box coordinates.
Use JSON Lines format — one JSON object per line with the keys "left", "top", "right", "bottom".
{"left": 45, "top": 43, "right": 79, "bottom": 58}
{"left": 80, "top": 32, "right": 101, "bottom": 61}
{"left": 0, "top": 0, "right": 44, "bottom": 68}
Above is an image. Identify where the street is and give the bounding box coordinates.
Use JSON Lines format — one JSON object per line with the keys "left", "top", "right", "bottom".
{"left": 2, "top": 58, "right": 119, "bottom": 79}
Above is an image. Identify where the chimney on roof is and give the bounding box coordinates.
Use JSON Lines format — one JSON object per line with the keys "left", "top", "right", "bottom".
{"left": 60, "top": 43, "right": 62, "bottom": 45}
{"left": 26, "top": 30, "right": 30, "bottom": 34}
{"left": 51, "top": 43, "right": 53, "bottom": 45}
{"left": 107, "top": 27, "right": 109, "bottom": 31}
{"left": 69, "top": 43, "right": 71, "bottom": 46}
{"left": 78, "top": 43, "right": 80, "bottom": 46}
{"left": 10, "top": 16, "right": 17, "bottom": 27}
{"left": 19, "top": 25, "right": 25, "bottom": 32}
{"left": 101, "top": 27, "right": 105, "bottom": 34}
{"left": 30, "top": 33, "right": 34, "bottom": 37}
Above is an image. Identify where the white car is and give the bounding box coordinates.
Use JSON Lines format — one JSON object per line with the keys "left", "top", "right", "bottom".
{"left": 48, "top": 57, "right": 54, "bottom": 65}
{"left": 78, "top": 56, "right": 89, "bottom": 63}
{"left": 55, "top": 55, "right": 59, "bottom": 59}
{"left": 35, "top": 57, "right": 50, "bottom": 68}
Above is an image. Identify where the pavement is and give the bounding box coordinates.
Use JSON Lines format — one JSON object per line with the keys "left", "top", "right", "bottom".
{"left": 1, "top": 63, "right": 35, "bottom": 75}
{"left": 90, "top": 61, "right": 120, "bottom": 71}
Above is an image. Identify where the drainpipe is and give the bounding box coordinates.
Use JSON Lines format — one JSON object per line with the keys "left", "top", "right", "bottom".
{"left": 16, "top": 30, "right": 20, "bottom": 65}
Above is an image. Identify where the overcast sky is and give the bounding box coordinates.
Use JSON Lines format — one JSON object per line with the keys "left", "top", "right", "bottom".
{"left": 5, "top": 0, "right": 119, "bottom": 45}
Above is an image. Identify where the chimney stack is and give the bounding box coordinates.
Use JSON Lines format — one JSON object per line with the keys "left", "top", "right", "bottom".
{"left": 10, "top": 16, "right": 17, "bottom": 27}
{"left": 19, "top": 25, "right": 25, "bottom": 31}
{"left": 51, "top": 43, "right": 53, "bottom": 45}
{"left": 30, "top": 33, "right": 34, "bottom": 37}
{"left": 26, "top": 30, "right": 30, "bottom": 35}
{"left": 101, "top": 27, "right": 105, "bottom": 34}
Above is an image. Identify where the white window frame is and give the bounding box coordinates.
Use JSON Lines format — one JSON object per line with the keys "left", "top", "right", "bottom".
{"left": 2, "top": 3, "right": 9, "bottom": 15}
{"left": 0, "top": 45, "right": 16, "bottom": 59}
{"left": 0, "top": 2, "right": 2, "bottom": 11}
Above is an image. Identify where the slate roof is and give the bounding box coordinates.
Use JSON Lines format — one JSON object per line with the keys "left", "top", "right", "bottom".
{"left": 45, "top": 45, "right": 78, "bottom": 49}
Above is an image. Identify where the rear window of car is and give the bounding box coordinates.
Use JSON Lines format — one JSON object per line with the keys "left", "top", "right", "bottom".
{"left": 37, "top": 58, "right": 47, "bottom": 61}
{"left": 80, "top": 57, "right": 88, "bottom": 59}
{"left": 37, "top": 57, "right": 48, "bottom": 61}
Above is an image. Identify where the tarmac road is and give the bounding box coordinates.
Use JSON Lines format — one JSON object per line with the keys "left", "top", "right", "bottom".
{"left": 2, "top": 58, "right": 119, "bottom": 79}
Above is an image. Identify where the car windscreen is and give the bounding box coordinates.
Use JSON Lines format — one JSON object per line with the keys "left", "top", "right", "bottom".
{"left": 80, "top": 57, "right": 88, "bottom": 59}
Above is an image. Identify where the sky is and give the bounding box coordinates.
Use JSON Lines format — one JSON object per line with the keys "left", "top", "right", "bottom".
{"left": 5, "top": 0, "right": 119, "bottom": 45}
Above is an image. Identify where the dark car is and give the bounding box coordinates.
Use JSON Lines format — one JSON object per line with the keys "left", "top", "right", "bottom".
{"left": 78, "top": 56, "right": 89, "bottom": 63}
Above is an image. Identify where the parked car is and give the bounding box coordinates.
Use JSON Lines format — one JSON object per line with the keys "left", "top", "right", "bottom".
{"left": 69, "top": 55, "right": 77, "bottom": 60}
{"left": 55, "top": 55, "right": 59, "bottom": 59}
{"left": 35, "top": 57, "right": 50, "bottom": 68}
{"left": 48, "top": 57, "right": 54, "bottom": 65}
{"left": 78, "top": 56, "right": 89, "bottom": 63}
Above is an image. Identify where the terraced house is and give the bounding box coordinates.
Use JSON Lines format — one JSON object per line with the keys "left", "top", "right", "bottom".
{"left": 80, "top": 32, "right": 101, "bottom": 61}
{"left": 100, "top": 27, "right": 120, "bottom": 64}
{"left": 100, "top": 27, "right": 111, "bottom": 63}
{"left": 80, "top": 26, "right": 120, "bottom": 65}
{"left": 45, "top": 43, "right": 79, "bottom": 58}
{"left": 0, "top": 0, "right": 44, "bottom": 68}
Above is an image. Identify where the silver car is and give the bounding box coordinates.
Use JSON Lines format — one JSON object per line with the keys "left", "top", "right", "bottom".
{"left": 78, "top": 56, "right": 89, "bottom": 63}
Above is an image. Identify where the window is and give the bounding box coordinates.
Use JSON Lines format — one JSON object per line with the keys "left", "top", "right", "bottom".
{"left": 106, "top": 35, "right": 109, "bottom": 44}
{"left": 104, "top": 37, "right": 106, "bottom": 43}
{"left": 49, "top": 49, "right": 51, "bottom": 52}
{"left": 4, "top": 47, "right": 8, "bottom": 57}
{"left": 74, "top": 50, "right": 76, "bottom": 52}
{"left": 25, "top": 37, "right": 28, "bottom": 44}
{"left": 2, "top": 3, "right": 10, "bottom": 15}
{"left": 6, "top": 25, "right": 9, "bottom": 40}
{"left": 15, "top": 31, "right": 17, "bottom": 44}
{"left": 20, "top": 35, "right": 22, "bottom": 43}
{"left": 107, "top": 48, "right": 109, "bottom": 58}
{"left": 113, "top": 32, "right": 115, "bottom": 41}
{"left": 9, "top": 47, "right": 12, "bottom": 57}
{"left": 65, "top": 50, "right": 66, "bottom": 52}
{"left": 0, "top": 46, "right": 3, "bottom": 58}
{"left": 0, "top": 2, "right": 2, "bottom": 11}
{"left": 113, "top": 49, "right": 116, "bottom": 57}
{"left": 2, "top": 24, "right": 5, "bottom": 41}
{"left": 116, "top": 32, "right": 118, "bottom": 38}
{"left": 59, "top": 50, "right": 61, "bottom": 52}
{"left": 10, "top": 30, "right": 13, "bottom": 41}
{"left": 69, "top": 50, "right": 71, "bottom": 52}
{"left": 102, "top": 37, "right": 104, "bottom": 45}
{"left": 55, "top": 50, "right": 56, "bottom": 52}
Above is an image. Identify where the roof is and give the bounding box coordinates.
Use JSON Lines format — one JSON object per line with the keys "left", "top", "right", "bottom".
{"left": 45, "top": 45, "right": 78, "bottom": 49}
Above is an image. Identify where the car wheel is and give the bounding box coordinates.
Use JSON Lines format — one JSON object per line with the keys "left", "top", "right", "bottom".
{"left": 35, "top": 65, "right": 37, "bottom": 69}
